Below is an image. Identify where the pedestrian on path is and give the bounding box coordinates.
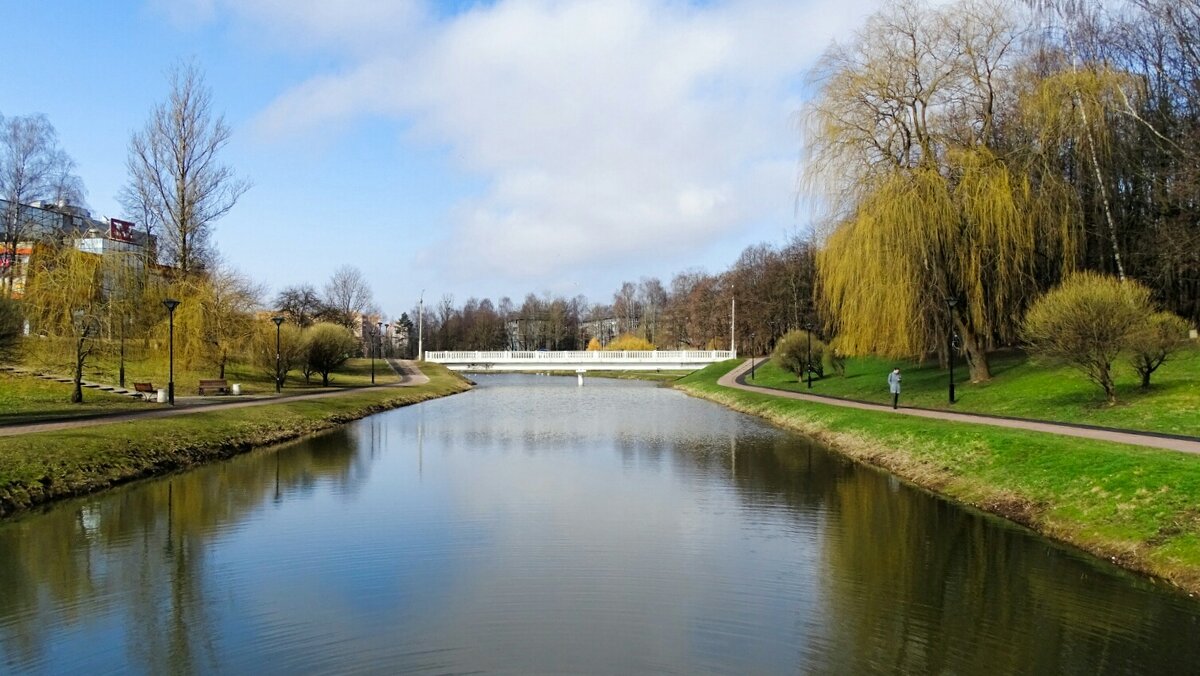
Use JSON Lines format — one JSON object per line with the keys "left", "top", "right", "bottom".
{"left": 888, "top": 368, "right": 902, "bottom": 409}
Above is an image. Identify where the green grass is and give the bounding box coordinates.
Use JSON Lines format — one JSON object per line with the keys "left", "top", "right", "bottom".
{"left": 747, "top": 344, "right": 1200, "bottom": 437}
{"left": 18, "top": 344, "right": 401, "bottom": 395}
{"left": 0, "top": 355, "right": 402, "bottom": 427}
{"left": 0, "top": 371, "right": 153, "bottom": 424}
{"left": 0, "top": 364, "right": 471, "bottom": 517}
{"left": 677, "top": 360, "right": 1200, "bottom": 593}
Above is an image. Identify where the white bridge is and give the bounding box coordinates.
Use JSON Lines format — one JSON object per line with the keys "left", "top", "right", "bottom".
{"left": 424, "top": 350, "right": 736, "bottom": 372}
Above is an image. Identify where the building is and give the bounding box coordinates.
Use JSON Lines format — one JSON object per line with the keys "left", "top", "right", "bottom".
{"left": 1, "top": 198, "right": 156, "bottom": 298}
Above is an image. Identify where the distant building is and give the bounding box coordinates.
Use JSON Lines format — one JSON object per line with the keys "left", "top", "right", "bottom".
{"left": 0, "top": 198, "right": 157, "bottom": 298}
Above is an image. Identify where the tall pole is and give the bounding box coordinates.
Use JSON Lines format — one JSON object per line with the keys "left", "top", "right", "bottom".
{"left": 162, "top": 299, "right": 180, "bottom": 405}
{"left": 418, "top": 290, "right": 424, "bottom": 360}
{"left": 371, "top": 321, "right": 380, "bottom": 384}
{"left": 805, "top": 322, "right": 813, "bottom": 389}
{"left": 272, "top": 316, "right": 284, "bottom": 393}
{"left": 948, "top": 299, "right": 958, "bottom": 404}
{"left": 730, "top": 296, "right": 736, "bottom": 356}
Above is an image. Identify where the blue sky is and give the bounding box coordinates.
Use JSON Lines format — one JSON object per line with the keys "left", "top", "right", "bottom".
{"left": 1, "top": 0, "right": 880, "bottom": 319}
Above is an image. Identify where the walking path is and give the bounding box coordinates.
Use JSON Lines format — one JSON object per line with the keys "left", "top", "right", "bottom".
{"left": 718, "top": 359, "right": 1200, "bottom": 455}
{"left": 0, "top": 360, "right": 430, "bottom": 438}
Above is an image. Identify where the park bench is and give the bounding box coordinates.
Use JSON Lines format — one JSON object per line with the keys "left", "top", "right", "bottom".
{"left": 198, "top": 379, "right": 229, "bottom": 395}
{"left": 133, "top": 382, "right": 156, "bottom": 401}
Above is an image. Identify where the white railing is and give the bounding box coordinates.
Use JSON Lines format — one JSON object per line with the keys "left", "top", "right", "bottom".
{"left": 425, "top": 350, "right": 735, "bottom": 363}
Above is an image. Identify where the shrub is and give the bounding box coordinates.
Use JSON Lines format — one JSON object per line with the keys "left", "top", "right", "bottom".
{"left": 824, "top": 336, "right": 848, "bottom": 377}
{"left": 586, "top": 337, "right": 601, "bottom": 351}
{"left": 1022, "top": 272, "right": 1152, "bottom": 403}
{"left": 0, "top": 297, "right": 22, "bottom": 363}
{"left": 1128, "top": 311, "right": 1192, "bottom": 389}
{"left": 253, "top": 321, "right": 305, "bottom": 388}
{"left": 604, "top": 333, "right": 655, "bottom": 351}
{"left": 773, "top": 330, "right": 825, "bottom": 379}
{"left": 304, "top": 322, "right": 358, "bottom": 386}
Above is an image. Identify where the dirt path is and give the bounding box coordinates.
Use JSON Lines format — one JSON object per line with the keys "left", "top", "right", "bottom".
{"left": 0, "top": 360, "right": 431, "bottom": 438}
{"left": 717, "top": 359, "right": 1200, "bottom": 455}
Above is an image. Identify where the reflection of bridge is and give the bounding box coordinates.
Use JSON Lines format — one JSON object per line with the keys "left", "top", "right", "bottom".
{"left": 424, "top": 350, "right": 736, "bottom": 372}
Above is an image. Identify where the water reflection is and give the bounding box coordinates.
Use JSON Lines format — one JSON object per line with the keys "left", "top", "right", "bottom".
{"left": 0, "top": 427, "right": 370, "bottom": 674}
{"left": 1, "top": 375, "right": 1199, "bottom": 674}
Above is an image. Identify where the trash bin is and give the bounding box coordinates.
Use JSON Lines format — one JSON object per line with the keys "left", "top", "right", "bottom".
{"left": 157, "top": 388, "right": 167, "bottom": 403}
{"left": 231, "top": 383, "right": 241, "bottom": 396}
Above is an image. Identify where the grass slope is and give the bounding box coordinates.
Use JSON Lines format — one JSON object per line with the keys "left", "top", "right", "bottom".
{"left": 749, "top": 344, "right": 1200, "bottom": 437}
{"left": 677, "top": 360, "right": 1200, "bottom": 593}
{"left": 0, "top": 364, "right": 470, "bottom": 517}
{"left": 0, "top": 371, "right": 151, "bottom": 424}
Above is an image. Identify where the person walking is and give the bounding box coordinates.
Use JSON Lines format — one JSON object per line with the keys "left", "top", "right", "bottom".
{"left": 888, "top": 368, "right": 902, "bottom": 409}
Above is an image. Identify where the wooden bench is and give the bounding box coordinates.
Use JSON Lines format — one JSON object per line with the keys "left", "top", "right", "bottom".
{"left": 198, "top": 379, "right": 229, "bottom": 395}
{"left": 133, "top": 382, "right": 156, "bottom": 400}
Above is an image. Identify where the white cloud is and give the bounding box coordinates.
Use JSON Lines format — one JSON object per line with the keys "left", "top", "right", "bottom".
{"left": 165, "top": 0, "right": 881, "bottom": 283}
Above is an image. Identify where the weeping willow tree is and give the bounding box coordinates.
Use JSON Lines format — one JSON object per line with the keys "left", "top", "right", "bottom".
{"left": 157, "top": 266, "right": 261, "bottom": 377}
{"left": 805, "top": 0, "right": 1079, "bottom": 381}
{"left": 23, "top": 243, "right": 108, "bottom": 402}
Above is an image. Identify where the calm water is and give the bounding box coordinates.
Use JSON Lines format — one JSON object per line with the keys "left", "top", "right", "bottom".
{"left": 2, "top": 374, "right": 1199, "bottom": 674}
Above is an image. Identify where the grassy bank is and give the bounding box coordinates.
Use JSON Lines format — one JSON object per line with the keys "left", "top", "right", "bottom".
{"left": 749, "top": 344, "right": 1200, "bottom": 437}
{"left": 677, "top": 360, "right": 1200, "bottom": 593}
{"left": 0, "top": 370, "right": 150, "bottom": 424}
{"left": 0, "top": 364, "right": 470, "bottom": 517}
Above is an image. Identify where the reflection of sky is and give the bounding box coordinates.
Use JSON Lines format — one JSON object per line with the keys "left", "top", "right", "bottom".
{"left": 5, "top": 375, "right": 1200, "bottom": 674}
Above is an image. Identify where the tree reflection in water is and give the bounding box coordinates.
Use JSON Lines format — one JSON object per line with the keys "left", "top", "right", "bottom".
{"left": 0, "top": 427, "right": 371, "bottom": 673}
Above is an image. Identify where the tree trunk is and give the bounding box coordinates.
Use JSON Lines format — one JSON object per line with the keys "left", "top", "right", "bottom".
{"left": 72, "top": 344, "right": 85, "bottom": 404}
{"left": 1141, "top": 369, "right": 1151, "bottom": 389}
{"left": 955, "top": 319, "right": 992, "bottom": 382}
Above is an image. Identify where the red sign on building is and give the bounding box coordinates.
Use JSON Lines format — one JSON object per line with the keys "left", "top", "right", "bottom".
{"left": 109, "top": 218, "right": 135, "bottom": 243}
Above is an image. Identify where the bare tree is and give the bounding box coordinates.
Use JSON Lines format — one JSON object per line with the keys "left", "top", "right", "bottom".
{"left": 322, "top": 265, "right": 373, "bottom": 329}
{"left": 274, "top": 283, "right": 324, "bottom": 327}
{"left": 124, "top": 62, "right": 250, "bottom": 274}
{"left": 0, "top": 113, "right": 85, "bottom": 296}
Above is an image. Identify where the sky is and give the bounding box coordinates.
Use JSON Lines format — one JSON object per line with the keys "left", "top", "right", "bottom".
{"left": 1, "top": 0, "right": 883, "bottom": 319}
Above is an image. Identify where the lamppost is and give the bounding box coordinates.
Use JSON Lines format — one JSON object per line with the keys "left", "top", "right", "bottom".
{"left": 947, "top": 299, "right": 958, "bottom": 404}
{"left": 272, "top": 316, "right": 285, "bottom": 393}
{"left": 382, "top": 322, "right": 390, "bottom": 361}
{"left": 805, "top": 321, "right": 814, "bottom": 389}
{"left": 162, "top": 298, "right": 180, "bottom": 405}
{"left": 749, "top": 332, "right": 757, "bottom": 380}
{"left": 372, "top": 321, "right": 382, "bottom": 384}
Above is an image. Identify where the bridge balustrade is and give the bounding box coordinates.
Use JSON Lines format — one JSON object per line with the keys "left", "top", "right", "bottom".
{"left": 423, "top": 350, "right": 736, "bottom": 371}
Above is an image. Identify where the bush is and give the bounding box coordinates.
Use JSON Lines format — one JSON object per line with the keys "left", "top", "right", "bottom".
{"left": 253, "top": 321, "right": 305, "bottom": 388}
{"left": 586, "top": 337, "right": 601, "bottom": 351}
{"left": 0, "top": 297, "right": 22, "bottom": 363}
{"left": 1128, "top": 311, "right": 1192, "bottom": 389}
{"left": 604, "top": 333, "right": 655, "bottom": 351}
{"left": 824, "top": 336, "right": 848, "bottom": 377}
{"left": 304, "top": 322, "right": 358, "bottom": 386}
{"left": 1022, "top": 272, "right": 1152, "bottom": 403}
{"left": 773, "top": 330, "right": 825, "bottom": 379}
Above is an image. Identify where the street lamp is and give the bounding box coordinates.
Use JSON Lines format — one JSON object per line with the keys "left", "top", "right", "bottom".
{"left": 947, "top": 299, "right": 958, "bottom": 404}
{"left": 162, "top": 298, "right": 180, "bottom": 405}
{"left": 272, "top": 316, "right": 285, "bottom": 393}
{"left": 749, "top": 332, "right": 757, "bottom": 380}
{"left": 805, "top": 321, "right": 814, "bottom": 389}
{"left": 372, "top": 321, "right": 382, "bottom": 384}
{"left": 383, "top": 322, "right": 390, "bottom": 361}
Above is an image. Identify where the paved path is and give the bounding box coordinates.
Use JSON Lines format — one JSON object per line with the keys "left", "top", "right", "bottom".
{"left": 718, "top": 359, "right": 1200, "bottom": 455}
{"left": 0, "top": 360, "right": 431, "bottom": 438}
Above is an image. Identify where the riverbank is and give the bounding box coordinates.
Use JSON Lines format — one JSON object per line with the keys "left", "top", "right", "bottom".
{"left": 676, "top": 360, "right": 1200, "bottom": 594}
{"left": 0, "top": 364, "right": 472, "bottom": 517}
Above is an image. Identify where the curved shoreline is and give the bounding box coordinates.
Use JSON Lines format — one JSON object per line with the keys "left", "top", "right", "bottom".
{"left": 675, "top": 360, "right": 1200, "bottom": 596}
{"left": 0, "top": 365, "right": 472, "bottom": 518}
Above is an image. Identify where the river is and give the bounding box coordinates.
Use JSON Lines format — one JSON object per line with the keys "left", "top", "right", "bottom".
{"left": 2, "top": 374, "right": 1198, "bottom": 674}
